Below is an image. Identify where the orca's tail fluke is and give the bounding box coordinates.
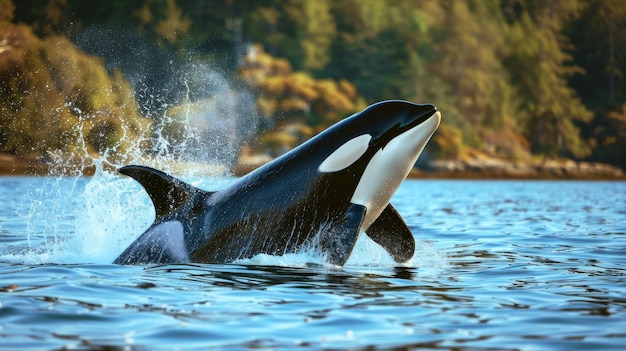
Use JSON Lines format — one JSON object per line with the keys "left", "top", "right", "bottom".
{"left": 119, "top": 165, "right": 211, "bottom": 220}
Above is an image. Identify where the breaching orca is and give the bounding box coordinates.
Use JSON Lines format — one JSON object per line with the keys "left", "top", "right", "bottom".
{"left": 114, "top": 100, "right": 441, "bottom": 265}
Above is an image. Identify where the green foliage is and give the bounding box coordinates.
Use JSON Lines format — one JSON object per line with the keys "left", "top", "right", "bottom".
{"left": 567, "top": 0, "right": 626, "bottom": 166}
{"left": 504, "top": 0, "right": 593, "bottom": 159}
{"left": 284, "top": 0, "right": 336, "bottom": 70}
{"left": 0, "top": 22, "right": 150, "bottom": 161}
{"left": 426, "top": 1, "right": 523, "bottom": 156}
{"left": 3, "top": 0, "right": 625, "bottom": 169}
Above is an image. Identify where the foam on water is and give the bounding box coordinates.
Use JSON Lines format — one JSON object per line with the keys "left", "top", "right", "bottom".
{"left": 235, "top": 229, "right": 448, "bottom": 269}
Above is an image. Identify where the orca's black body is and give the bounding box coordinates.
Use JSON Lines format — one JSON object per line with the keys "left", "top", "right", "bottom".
{"left": 114, "top": 100, "right": 441, "bottom": 265}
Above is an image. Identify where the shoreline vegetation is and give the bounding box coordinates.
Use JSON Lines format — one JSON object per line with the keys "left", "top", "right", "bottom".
{"left": 1, "top": 1, "right": 625, "bottom": 179}
{"left": 2, "top": 153, "right": 623, "bottom": 180}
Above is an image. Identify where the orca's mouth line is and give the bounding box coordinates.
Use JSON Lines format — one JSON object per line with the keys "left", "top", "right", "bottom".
{"left": 370, "top": 107, "right": 438, "bottom": 151}
{"left": 401, "top": 106, "right": 439, "bottom": 131}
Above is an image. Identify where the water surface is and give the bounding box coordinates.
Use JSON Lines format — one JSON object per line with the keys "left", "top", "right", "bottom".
{"left": 1, "top": 176, "right": 625, "bottom": 350}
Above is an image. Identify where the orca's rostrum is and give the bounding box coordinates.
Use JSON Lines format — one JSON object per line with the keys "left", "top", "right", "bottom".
{"left": 114, "top": 100, "right": 441, "bottom": 266}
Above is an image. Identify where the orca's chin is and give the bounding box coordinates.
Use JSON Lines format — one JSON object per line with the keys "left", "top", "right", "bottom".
{"left": 351, "top": 110, "right": 441, "bottom": 231}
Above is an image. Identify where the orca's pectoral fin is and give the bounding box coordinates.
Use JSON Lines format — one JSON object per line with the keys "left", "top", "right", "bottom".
{"left": 120, "top": 165, "right": 211, "bottom": 219}
{"left": 323, "top": 203, "right": 367, "bottom": 266}
{"left": 365, "top": 204, "right": 415, "bottom": 263}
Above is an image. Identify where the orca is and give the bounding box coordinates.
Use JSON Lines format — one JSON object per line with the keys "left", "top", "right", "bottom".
{"left": 114, "top": 100, "right": 441, "bottom": 266}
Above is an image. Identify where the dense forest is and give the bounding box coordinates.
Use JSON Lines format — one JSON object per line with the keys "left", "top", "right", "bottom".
{"left": 0, "top": 0, "right": 625, "bottom": 172}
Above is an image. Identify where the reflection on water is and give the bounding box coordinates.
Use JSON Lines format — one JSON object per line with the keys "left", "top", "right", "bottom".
{"left": 0, "top": 178, "right": 625, "bottom": 350}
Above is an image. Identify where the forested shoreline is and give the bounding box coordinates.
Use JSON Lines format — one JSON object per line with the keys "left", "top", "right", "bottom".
{"left": 1, "top": 0, "right": 624, "bottom": 177}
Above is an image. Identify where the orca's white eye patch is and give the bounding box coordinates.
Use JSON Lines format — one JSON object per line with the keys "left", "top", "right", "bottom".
{"left": 318, "top": 134, "right": 372, "bottom": 173}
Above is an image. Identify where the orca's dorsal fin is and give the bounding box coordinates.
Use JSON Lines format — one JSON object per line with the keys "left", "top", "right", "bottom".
{"left": 119, "top": 165, "right": 211, "bottom": 219}
{"left": 365, "top": 204, "right": 415, "bottom": 263}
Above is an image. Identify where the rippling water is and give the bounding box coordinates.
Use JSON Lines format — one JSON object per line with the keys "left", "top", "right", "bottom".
{"left": 1, "top": 176, "right": 625, "bottom": 350}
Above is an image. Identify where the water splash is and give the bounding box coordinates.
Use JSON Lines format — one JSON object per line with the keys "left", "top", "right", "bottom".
{"left": 8, "top": 44, "right": 258, "bottom": 264}
{"left": 152, "top": 62, "right": 258, "bottom": 170}
{"left": 8, "top": 176, "right": 152, "bottom": 265}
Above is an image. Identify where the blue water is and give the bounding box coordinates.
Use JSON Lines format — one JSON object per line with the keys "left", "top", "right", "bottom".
{"left": 1, "top": 176, "right": 625, "bottom": 350}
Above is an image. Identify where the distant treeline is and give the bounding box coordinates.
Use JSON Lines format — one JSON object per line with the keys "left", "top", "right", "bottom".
{"left": 1, "top": 0, "right": 625, "bottom": 169}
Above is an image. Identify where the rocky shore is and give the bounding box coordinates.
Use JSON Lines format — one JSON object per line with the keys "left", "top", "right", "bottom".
{"left": 237, "top": 153, "right": 625, "bottom": 180}
{"left": 411, "top": 157, "right": 625, "bottom": 180}
{"left": 1, "top": 153, "right": 624, "bottom": 180}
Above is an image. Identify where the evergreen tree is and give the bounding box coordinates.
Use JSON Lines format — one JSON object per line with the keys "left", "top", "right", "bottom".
{"left": 568, "top": 0, "right": 626, "bottom": 168}
{"left": 427, "top": 0, "right": 523, "bottom": 156}
{"left": 504, "top": 0, "right": 593, "bottom": 159}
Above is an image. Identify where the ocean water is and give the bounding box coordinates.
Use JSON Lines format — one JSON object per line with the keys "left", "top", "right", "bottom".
{"left": 0, "top": 175, "right": 625, "bottom": 350}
